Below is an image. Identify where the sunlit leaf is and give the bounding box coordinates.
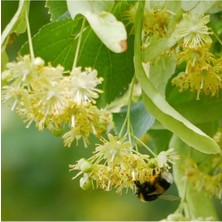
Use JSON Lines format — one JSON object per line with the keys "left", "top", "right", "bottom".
{"left": 45, "top": 0, "right": 69, "bottom": 21}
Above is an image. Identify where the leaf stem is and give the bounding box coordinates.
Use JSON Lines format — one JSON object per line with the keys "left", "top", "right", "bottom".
{"left": 126, "top": 76, "right": 136, "bottom": 143}
{"left": 132, "top": 134, "right": 157, "bottom": 157}
{"left": 25, "top": 12, "right": 34, "bottom": 60}
{"left": 72, "top": 17, "right": 86, "bottom": 71}
{"left": 118, "top": 76, "right": 135, "bottom": 140}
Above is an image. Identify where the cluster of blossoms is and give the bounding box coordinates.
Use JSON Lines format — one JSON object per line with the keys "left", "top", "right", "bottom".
{"left": 143, "top": 7, "right": 171, "bottom": 39}
{"left": 183, "top": 157, "right": 222, "bottom": 200}
{"left": 70, "top": 134, "right": 179, "bottom": 194}
{"left": 2, "top": 55, "right": 113, "bottom": 147}
{"left": 124, "top": 3, "right": 171, "bottom": 39}
{"left": 171, "top": 13, "right": 222, "bottom": 99}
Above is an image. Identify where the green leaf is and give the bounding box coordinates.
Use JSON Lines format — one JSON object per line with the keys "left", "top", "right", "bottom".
{"left": 113, "top": 101, "right": 155, "bottom": 139}
{"left": 134, "top": 2, "right": 220, "bottom": 154}
{"left": 166, "top": 85, "right": 222, "bottom": 123}
{"left": 67, "top": 0, "right": 127, "bottom": 53}
{"left": 1, "top": 0, "right": 30, "bottom": 49}
{"left": 45, "top": 0, "right": 69, "bottom": 21}
{"left": 148, "top": 129, "right": 172, "bottom": 153}
{"left": 19, "top": 18, "right": 134, "bottom": 106}
{"left": 170, "top": 136, "right": 219, "bottom": 219}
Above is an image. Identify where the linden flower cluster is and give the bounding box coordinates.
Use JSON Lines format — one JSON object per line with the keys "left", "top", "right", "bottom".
{"left": 171, "top": 13, "right": 222, "bottom": 99}
{"left": 70, "top": 134, "right": 178, "bottom": 193}
{"left": 183, "top": 158, "right": 222, "bottom": 199}
{"left": 2, "top": 55, "right": 113, "bottom": 147}
{"left": 124, "top": 3, "right": 170, "bottom": 38}
{"left": 143, "top": 7, "right": 170, "bottom": 39}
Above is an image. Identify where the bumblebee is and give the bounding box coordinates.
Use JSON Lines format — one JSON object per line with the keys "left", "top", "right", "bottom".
{"left": 135, "top": 172, "right": 174, "bottom": 202}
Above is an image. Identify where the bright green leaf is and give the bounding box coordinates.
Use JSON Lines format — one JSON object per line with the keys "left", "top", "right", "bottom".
{"left": 166, "top": 85, "right": 222, "bottom": 123}
{"left": 45, "top": 0, "right": 68, "bottom": 21}
{"left": 148, "top": 129, "right": 172, "bottom": 153}
{"left": 134, "top": 2, "right": 220, "bottom": 154}
{"left": 67, "top": 0, "right": 127, "bottom": 53}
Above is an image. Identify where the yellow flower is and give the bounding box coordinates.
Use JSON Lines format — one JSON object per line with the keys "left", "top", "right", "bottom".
{"left": 62, "top": 104, "right": 113, "bottom": 147}
{"left": 2, "top": 55, "right": 44, "bottom": 87}
{"left": 1, "top": 85, "right": 25, "bottom": 111}
{"left": 93, "top": 134, "right": 132, "bottom": 162}
{"left": 156, "top": 148, "right": 180, "bottom": 168}
{"left": 172, "top": 47, "right": 222, "bottom": 99}
{"left": 70, "top": 134, "right": 177, "bottom": 193}
{"left": 69, "top": 67, "right": 103, "bottom": 104}
{"left": 178, "top": 46, "right": 215, "bottom": 69}
{"left": 172, "top": 69, "right": 221, "bottom": 99}
{"left": 172, "top": 14, "right": 212, "bottom": 49}
{"left": 143, "top": 8, "right": 170, "bottom": 38}
{"left": 2, "top": 55, "right": 45, "bottom": 111}
{"left": 2, "top": 55, "right": 113, "bottom": 147}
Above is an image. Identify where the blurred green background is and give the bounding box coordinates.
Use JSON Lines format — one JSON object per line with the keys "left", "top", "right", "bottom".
{"left": 1, "top": 1, "right": 221, "bottom": 221}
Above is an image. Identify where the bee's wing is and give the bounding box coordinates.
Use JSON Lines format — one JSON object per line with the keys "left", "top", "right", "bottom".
{"left": 159, "top": 195, "right": 181, "bottom": 201}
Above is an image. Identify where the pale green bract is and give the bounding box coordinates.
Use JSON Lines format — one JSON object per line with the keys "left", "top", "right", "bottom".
{"left": 66, "top": 0, "right": 127, "bottom": 53}
{"left": 1, "top": 0, "right": 30, "bottom": 49}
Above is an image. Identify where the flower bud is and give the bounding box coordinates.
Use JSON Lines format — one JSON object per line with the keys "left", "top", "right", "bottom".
{"left": 33, "top": 57, "right": 45, "bottom": 67}
{"left": 147, "top": 158, "right": 158, "bottom": 168}
{"left": 52, "top": 127, "right": 64, "bottom": 137}
{"left": 78, "top": 158, "right": 92, "bottom": 173}
{"left": 80, "top": 174, "right": 92, "bottom": 190}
